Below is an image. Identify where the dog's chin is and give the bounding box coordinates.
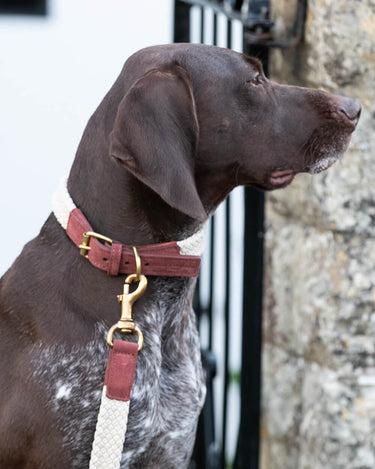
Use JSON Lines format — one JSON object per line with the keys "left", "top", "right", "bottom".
{"left": 308, "top": 153, "right": 341, "bottom": 174}
{"left": 261, "top": 152, "right": 343, "bottom": 191}
{"left": 305, "top": 131, "right": 352, "bottom": 175}
{"left": 250, "top": 133, "right": 352, "bottom": 191}
{"left": 308, "top": 140, "right": 350, "bottom": 174}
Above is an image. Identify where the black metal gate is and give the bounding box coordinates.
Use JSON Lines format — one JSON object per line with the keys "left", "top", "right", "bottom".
{"left": 173, "top": 1, "right": 307, "bottom": 468}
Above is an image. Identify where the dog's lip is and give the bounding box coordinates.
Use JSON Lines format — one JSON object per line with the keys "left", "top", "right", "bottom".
{"left": 269, "top": 169, "right": 296, "bottom": 187}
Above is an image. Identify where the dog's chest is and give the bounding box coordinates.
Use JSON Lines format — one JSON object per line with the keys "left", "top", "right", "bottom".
{"left": 32, "top": 299, "right": 205, "bottom": 468}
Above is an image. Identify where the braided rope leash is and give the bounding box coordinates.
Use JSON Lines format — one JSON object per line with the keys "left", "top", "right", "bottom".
{"left": 89, "top": 266, "right": 147, "bottom": 469}
{"left": 89, "top": 341, "right": 138, "bottom": 469}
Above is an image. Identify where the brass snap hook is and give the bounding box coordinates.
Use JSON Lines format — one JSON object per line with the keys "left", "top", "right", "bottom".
{"left": 106, "top": 271, "right": 148, "bottom": 351}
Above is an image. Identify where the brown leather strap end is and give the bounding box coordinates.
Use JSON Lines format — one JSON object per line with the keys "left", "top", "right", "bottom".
{"left": 104, "top": 340, "right": 138, "bottom": 401}
{"left": 108, "top": 243, "right": 122, "bottom": 276}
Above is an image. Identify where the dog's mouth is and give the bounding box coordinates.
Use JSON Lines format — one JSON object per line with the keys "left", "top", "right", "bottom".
{"left": 269, "top": 169, "right": 296, "bottom": 187}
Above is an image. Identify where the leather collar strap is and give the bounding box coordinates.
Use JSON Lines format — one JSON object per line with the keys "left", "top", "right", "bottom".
{"left": 53, "top": 178, "right": 204, "bottom": 277}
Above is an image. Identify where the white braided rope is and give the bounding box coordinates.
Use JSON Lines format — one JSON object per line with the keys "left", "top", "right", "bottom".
{"left": 52, "top": 176, "right": 206, "bottom": 255}
{"left": 177, "top": 225, "right": 206, "bottom": 256}
{"left": 89, "top": 386, "right": 130, "bottom": 469}
{"left": 52, "top": 177, "right": 75, "bottom": 230}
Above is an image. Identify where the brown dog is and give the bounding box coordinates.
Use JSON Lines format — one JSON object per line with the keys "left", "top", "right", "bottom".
{"left": 0, "top": 44, "right": 360, "bottom": 468}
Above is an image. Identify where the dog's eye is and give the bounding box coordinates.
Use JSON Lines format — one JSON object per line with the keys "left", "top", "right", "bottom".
{"left": 247, "top": 74, "right": 262, "bottom": 86}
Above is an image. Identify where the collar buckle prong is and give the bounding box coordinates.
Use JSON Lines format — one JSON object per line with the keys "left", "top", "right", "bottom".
{"left": 79, "top": 231, "right": 113, "bottom": 258}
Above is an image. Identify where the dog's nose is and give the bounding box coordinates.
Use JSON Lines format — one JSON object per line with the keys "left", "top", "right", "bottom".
{"left": 340, "top": 97, "right": 361, "bottom": 127}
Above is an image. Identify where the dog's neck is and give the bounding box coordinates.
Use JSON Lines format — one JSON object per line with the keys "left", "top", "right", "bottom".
{"left": 67, "top": 158, "right": 204, "bottom": 248}
{"left": 53, "top": 177, "right": 206, "bottom": 259}
{"left": 67, "top": 149, "right": 203, "bottom": 248}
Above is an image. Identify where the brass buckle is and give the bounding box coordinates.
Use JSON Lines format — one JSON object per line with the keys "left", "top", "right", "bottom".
{"left": 79, "top": 231, "right": 113, "bottom": 258}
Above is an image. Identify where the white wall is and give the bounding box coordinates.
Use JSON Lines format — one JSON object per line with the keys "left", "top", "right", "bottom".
{"left": 0, "top": 0, "right": 173, "bottom": 275}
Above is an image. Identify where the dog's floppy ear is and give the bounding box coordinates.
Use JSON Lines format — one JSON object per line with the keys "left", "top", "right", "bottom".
{"left": 109, "top": 64, "right": 207, "bottom": 222}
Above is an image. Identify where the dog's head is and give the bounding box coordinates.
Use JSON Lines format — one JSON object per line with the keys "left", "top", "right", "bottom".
{"left": 109, "top": 44, "right": 360, "bottom": 221}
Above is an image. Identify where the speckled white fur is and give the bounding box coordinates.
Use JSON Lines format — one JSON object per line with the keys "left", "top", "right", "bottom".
{"left": 309, "top": 153, "right": 339, "bottom": 174}
{"left": 32, "top": 281, "right": 206, "bottom": 468}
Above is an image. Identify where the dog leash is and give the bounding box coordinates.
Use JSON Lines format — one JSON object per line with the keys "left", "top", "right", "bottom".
{"left": 53, "top": 177, "right": 205, "bottom": 468}
{"left": 90, "top": 264, "right": 146, "bottom": 469}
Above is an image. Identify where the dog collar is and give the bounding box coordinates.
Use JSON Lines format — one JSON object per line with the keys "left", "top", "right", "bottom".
{"left": 52, "top": 178, "right": 205, "bottom": 277}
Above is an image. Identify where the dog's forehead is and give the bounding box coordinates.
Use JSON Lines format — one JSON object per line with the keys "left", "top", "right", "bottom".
{"left": 125, "top": 44, "right": 259, "bottom": 86}
{"left": 179, "top": 44, "right": 261, "bottom": 81}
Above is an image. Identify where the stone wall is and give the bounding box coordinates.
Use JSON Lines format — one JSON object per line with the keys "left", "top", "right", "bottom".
{"left": 261, "top": 1, "right": 375, "bottom": 468}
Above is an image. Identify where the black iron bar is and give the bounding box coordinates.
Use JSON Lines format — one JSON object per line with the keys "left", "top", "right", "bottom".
{"left": 227, "top": 18, "right": 232, "bottom": 49}
{"left": 174, "top": 0, "right": 191, "bottom": 42}
{"left": 221, "top": 197, "right": 231, "bottom": 468}
{"left": 208, "top": 215, "right": 215, "bottom": 351}
{"left": 233, "top": 188, "right": 265, "bottom": 469}
{"left": 200, "top": 6, "right": 205, "bottom": 44}
{"left": 213, "top": 12, "right": 218, "bottom": 45}
{"left": 221, "top": 19, "right": 232, "bottom": 469}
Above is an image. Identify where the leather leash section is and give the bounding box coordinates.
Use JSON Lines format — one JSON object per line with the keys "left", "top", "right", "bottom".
{"left": 66, "top": 208, "right": 202, "bottom": 277}
{"left": 89, "top": 340, "right": 138, "bottom": 469}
